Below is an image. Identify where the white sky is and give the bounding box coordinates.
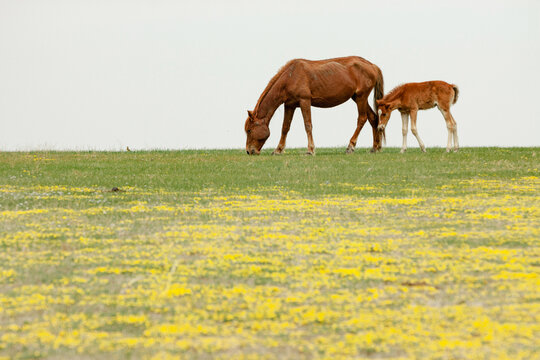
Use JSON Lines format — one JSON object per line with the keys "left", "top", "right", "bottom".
{"left": 0, "top": 0, "right": 539, "bottom": 151}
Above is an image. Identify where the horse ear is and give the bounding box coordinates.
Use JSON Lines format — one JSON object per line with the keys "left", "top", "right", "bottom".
{"left": 247, "top": 110, "right": 254, "bottom": 119}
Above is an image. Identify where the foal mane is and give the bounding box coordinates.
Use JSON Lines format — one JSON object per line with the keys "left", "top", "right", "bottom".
{"left": 254, "top": 60, "right": 294, "bottom": 116}
{"left": 384, "top": 83, "right": 406, "bottom": 100}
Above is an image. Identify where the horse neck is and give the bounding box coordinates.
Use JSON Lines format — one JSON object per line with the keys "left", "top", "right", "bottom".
{"left": 386, "top": 86, "right": 406, "bottom": 103}
{"left": 254, "top": 75, "right": 285, "bottom": 123}
{"left": 384, "top": 88, "right": 404, "bottom": 110}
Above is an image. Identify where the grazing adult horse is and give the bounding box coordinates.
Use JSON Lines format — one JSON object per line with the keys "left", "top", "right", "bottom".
{"left": 244, "top": 56, "right": 385, "bottom": 155}
{"left": 376, "top": 81, "right": 459, "bottom": 153}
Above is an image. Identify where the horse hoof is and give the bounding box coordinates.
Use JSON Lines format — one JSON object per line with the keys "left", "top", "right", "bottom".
{"left": 421, "top": 148, "right": 426, "bottom": 153}
{"left": 400, "top": 149, "right": 406, "bottom": 153}
{"left": 454, "top": 148, "right": 459, "bottom": 153}
{"left": 272, "top": 150, "right": 282, "bottom": 155}
{"left": 305, "top": 151, "right": 314, "bottom": 156}
{"left": 346, "top": 148, "right": 354, "bottom": 154}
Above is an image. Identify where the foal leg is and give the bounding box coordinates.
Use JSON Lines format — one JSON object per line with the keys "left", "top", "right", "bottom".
{"left": 450, "top": 112, "right": 459, "bottom": 152}
{"left": 347, "top": 99, "right": 368, "bottom": 153}
{"left": 410, "top": 110, "right": 426, "bottom": 152}
{"left": 400, "top": 112, "right": 409, "bottom": 153}
{"left": 273, "top": 105, "right": 295, "bottom": 155}
{"left": 300, "top": 99, "right": 315, "bottom": 155}
{"left": 439, "top": 107, "right": 456, "bottom": 152}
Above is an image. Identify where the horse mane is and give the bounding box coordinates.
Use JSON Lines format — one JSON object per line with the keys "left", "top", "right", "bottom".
{"left": 254, "top": 60, "right": 295, "bottom": 116}
{"left": 384, "top": 83, "right": 406, "bottom": 100}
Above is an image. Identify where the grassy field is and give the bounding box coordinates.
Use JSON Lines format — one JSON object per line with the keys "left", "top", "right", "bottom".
{"left": 0, "top": 147, "right": 539, "bottom": 359}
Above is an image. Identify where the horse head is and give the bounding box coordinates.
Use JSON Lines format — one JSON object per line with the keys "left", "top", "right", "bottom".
{"left": 244, "top": 110, "right": 270, "bottom": 155}
{"left": 376, "top": 100, "right": 392, "bottom": 131}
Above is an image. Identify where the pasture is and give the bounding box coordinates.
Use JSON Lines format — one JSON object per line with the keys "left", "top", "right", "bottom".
{"left": 0, "top": 148, "right": 538, "bottom": 359}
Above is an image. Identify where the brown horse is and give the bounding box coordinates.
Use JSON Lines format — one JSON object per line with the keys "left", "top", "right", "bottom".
{"left": 244, "top": 56, "right": 385, "bottom": 155}
{"left": 376, "top": 81, "right": 459, "bottom": 153}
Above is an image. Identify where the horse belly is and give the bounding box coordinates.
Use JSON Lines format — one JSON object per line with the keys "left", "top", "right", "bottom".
{"left": 311, "top": 94, "right": 351, "bottom": 108}
{"left": 418, "top": 100, "right": 437, "bottom": 110}
{"left": 310, "top": 83, "right": 355, "bottom": 108}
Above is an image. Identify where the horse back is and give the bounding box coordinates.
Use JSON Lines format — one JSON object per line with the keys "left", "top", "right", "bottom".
{"left": 285, "top": 58, "right": 377, "bottom": 107}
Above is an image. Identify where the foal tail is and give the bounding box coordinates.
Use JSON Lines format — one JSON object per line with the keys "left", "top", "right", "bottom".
{"left": 373, "top": 66, "right": 386, "bottom": 145}
{"left": 452, "top": 85, "right": 459, "bottom": 105}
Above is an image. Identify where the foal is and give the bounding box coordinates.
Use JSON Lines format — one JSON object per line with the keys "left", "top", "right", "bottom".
{"left": 376, "top": 81, "right": 459, "bottom": 153}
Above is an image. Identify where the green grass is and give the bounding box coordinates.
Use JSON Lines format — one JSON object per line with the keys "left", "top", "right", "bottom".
{"left": 1, "top": 147, "right": 537, "bottom": 196}
{"left": 0, "top": 148, "right": 538, "bottom": 359}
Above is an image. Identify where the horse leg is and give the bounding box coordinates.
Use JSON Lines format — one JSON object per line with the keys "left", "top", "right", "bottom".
{"left": 450, "top": 112, "right": 459, "bottom": 152}
{"left": 400, "top": 112, "right": 409, "bottom": 153}
{"left": 367, "top": 105, "right": 382, "bottom": 152}
{"left": 347, "top": 100, "right": 368, "bottom": 153}
{"left": 410, "top": 110, "right": 426, "bottom": 152}
{"left": 439, "top": 107, "right": 455, "bottom": 152}
{"left": 272, "top": 105, "right": 295, "bottom": 155}
{"left": 300, "top": 99, "right": 315, "bottom": 155}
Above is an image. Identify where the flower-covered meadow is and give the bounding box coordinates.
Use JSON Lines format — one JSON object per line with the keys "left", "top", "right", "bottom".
{"left": 0, "top": 149, "right": 538, "bottom": 359}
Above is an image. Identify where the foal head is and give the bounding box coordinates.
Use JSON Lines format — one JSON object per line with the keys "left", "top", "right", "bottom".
{"left": 376, "top": 100, "right": 392, "bottom": 131}
{"left": 244, "top": 110, "right": 270, "bottom": 155}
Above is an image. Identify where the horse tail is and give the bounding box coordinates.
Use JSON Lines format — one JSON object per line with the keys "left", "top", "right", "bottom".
{"left": 452, "top": 85, "right": 459, "bottom": 105}
{"left": 373, "top": 66, "right": 386, "bottom": 146}
{"left": 373, "top": 66, "right": 384, "bottom": 111}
